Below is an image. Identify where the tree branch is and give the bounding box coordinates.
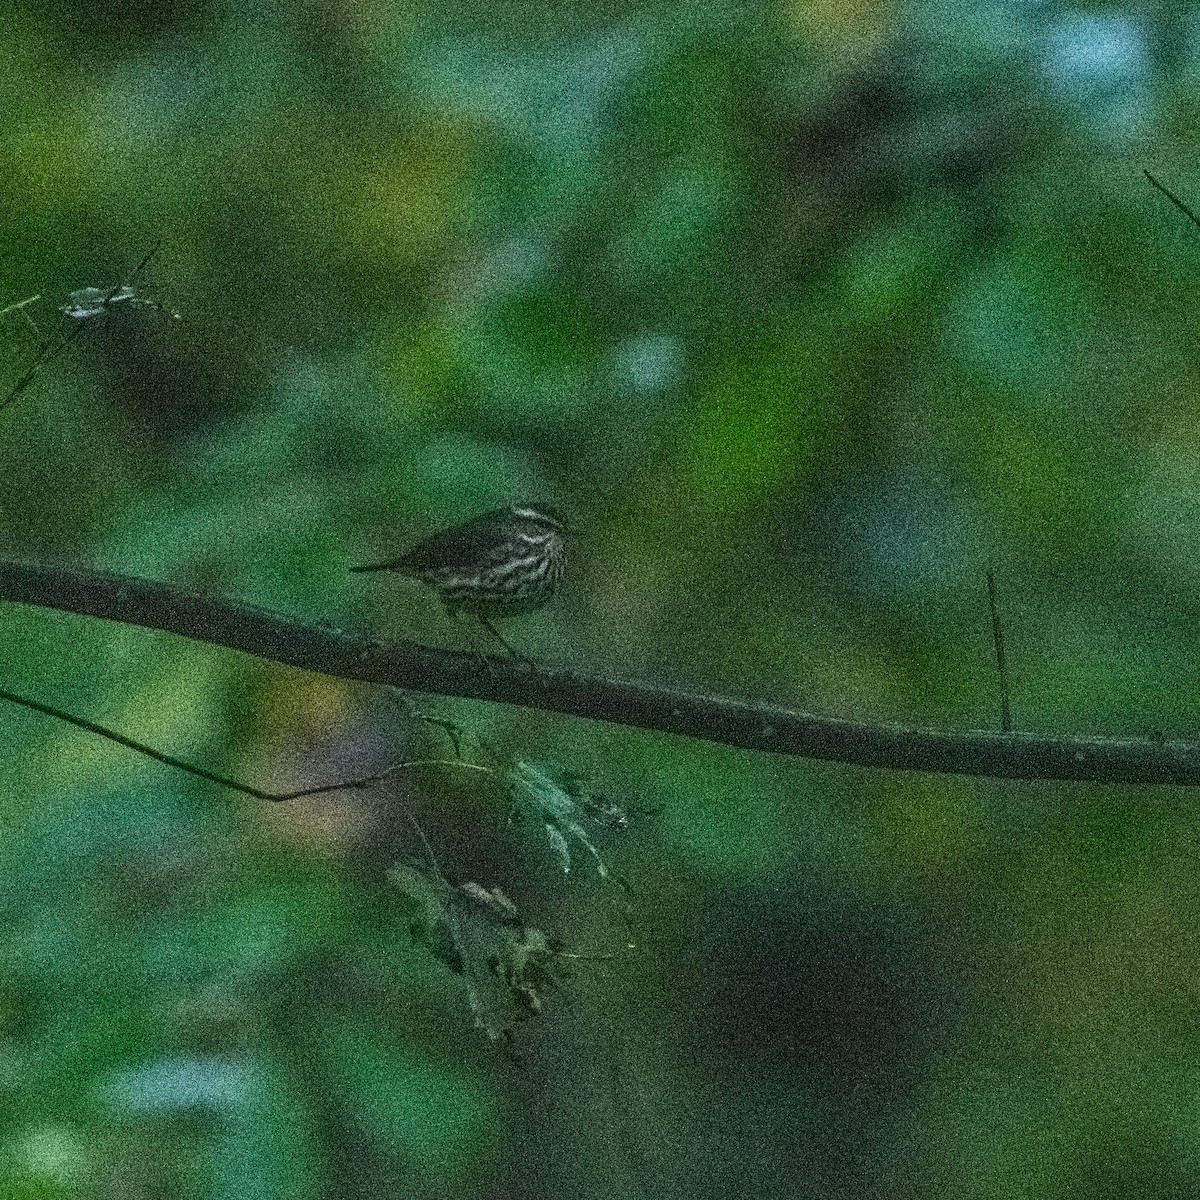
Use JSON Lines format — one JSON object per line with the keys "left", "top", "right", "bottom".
{"left": 0, "top": 559, "right": 1195, "bottom": 786}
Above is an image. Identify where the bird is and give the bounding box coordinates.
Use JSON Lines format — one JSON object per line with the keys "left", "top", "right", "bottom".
{"left": 351, "top": 504, "right": 568, "bottom": 660}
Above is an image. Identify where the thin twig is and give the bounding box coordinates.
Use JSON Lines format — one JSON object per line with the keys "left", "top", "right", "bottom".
{"left": 986, "top": 568, "right": 1012, "bottom": 733}
{"left": 386, "top": 689, "right": 465, "bottom": 758}
{"left": 1144, "top": 170, "right": 1200, "bottom": 232}
{"left": 0, "top": 295, "right": 42, "bottom": 319}
{"left": 0, "top": 684, "right": 490, "bottom": 802}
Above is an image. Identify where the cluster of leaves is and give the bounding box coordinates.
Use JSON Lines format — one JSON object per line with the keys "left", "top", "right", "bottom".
{"left": 510, "top": 759, "right": 638, "bottom": 881}
{"left": 392, "top": 757, "right": 644, "bottom": 1043}
{"left": 392, "top": 864, "right": 567, "bottom": 1044}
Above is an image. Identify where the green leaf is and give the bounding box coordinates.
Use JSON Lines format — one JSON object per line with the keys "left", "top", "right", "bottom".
{"left": 389, "top": 864, "right": 565, "bottom": 1044}
{"left": 509, "top": 759, "right": 634, "bottom": 881}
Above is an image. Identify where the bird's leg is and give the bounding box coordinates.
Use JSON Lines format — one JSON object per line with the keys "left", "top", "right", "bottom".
{"left": 445, "top": 608, "right": 498, "bottom": 675}
{"left": 477, "top": 615, "right": 536, "bottom": 669}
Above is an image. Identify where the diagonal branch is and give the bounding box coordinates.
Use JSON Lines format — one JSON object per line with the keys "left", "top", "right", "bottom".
{"left": 0, "top": 558, "right": 1195, "bottom": 786}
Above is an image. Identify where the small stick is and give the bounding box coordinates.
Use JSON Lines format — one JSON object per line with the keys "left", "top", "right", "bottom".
{"left": 1144, "top": 170, "right": 1200, "bottom": 232}
{"left": 0, "top": 684, "right": 490, "bottom": 802}
{"left": 478, "top": 615, "right": 537, "bottom": 671}
{"left": 986, "top": 568, "right": 1012, "bottom": 734}
{"left": 0, "top": 295, "right": 42, "bottom": 319}
{"left": 385, "top": 689, "right": 465, "bottom": 758}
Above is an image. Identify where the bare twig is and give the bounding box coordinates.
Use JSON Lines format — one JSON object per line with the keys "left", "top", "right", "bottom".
{"left": 0, "top": 295, "right": 42, "bottom": 320}
{"left": 986, "top": 569, "right": 1013, "bottom": 733}
{"left": 1, "top": 559, "right": 1199, "bottom": 786}
{"left": 1144, "top": 169, "right": 1200, "bottom": 232}
{"left": 386, "top": 689, "right": 465, "bottom": 758}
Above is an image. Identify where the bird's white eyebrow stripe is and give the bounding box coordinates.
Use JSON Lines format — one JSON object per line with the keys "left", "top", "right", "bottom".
{"left": 512, "top": 507, "right": 562, "bottom": 527}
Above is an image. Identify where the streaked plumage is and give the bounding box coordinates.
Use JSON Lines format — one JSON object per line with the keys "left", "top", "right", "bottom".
{"left": 351, "top": 504, "right": 568, "bottom": 656}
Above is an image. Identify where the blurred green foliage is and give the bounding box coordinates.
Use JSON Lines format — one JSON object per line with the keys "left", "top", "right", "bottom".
{"left": 3, "top": 0, "right": 1200, "bottom": 1196}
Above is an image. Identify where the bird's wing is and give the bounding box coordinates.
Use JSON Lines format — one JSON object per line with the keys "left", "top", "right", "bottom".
{"left": 396, "top": 509, "right": 509, "bottom": 572}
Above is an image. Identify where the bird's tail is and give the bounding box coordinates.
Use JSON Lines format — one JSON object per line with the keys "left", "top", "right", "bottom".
{"left": 349, "top": 560, "right": 409, "bottom": 573}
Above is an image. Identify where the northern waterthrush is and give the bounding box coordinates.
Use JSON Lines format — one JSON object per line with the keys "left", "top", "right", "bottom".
{"left": 351, "top": 504, "right": 568, "bottom": 658}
